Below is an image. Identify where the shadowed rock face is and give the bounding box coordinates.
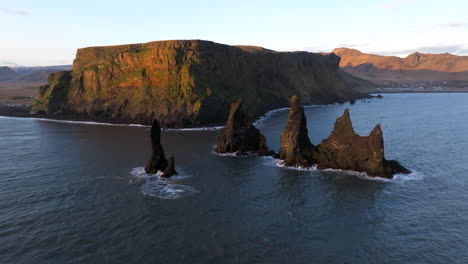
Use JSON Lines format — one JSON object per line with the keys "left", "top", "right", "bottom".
{"left": 215, "top": 99, "right": 273, "bottom": 155}
{"left": 162, "top": 155, "right": 177, "bottom": 178}
{"left": 278, "top": 96, "right": 316, "bottom": 166}
{"left": 277, "top": 96, "right": 410, "bottom": 178}
{"left": 314, "top": 109, "right": 410, "bottom": 178}
{"left": 145, "top": 119, "right": 177, "bottom": 177}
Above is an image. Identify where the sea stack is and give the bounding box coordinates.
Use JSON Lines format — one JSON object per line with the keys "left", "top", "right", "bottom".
{"left": 145, "top": 119, "right": 177, "bottom": 178}
{"left": 215, "top": 99, "right": 274, "bottom": 156}
{"left": 278, "top": 96, "right": 316, "bottom": 166}
{"left": 314, "top": 109, "right": 410, "bottom": 178}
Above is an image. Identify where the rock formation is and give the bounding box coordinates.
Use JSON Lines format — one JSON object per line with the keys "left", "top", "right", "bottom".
{"left": 313, "top": 109, "right": 410, "bottom": 178}
{"left": 215, "top": 99, "right": 274, "bottom": 156}
{"left": 33, "top": 40, "right": 369, "bottom": 127}
{"left": 162, "top": 155, "right": 177, "bottom": 178}
{"left": 33, "top": 71, "right": 72, "bottom": 114}
{"left": 278, "top": 96, "right": 316, "bottom": 166}
{"left": 145, "top": 119, "right": 177, "bottom": 177}
{"left": 277, "top": 96, "right": 410, "bottom": 178}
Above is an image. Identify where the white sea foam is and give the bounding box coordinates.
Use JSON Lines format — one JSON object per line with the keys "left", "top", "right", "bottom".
{"left": 130, "top": 167, "right": 198, "bottom": 199}
{"left": 0, "top": 115, "right": 150, "bottom": 127}
{"left": 253, "top": 104, "right": 324, "bottom": 128}
{"left": 0, "top": 102, "right": 322, "bottom": 130}
{"left": 261, "top": 156, "right": 319, "bottom": 171}
{"left": 262, "top": 156, "right": 423, "bottom": 183}
{"left": 0, "top": 115, "right": 226, "bottom": 130}
{"left": 321, "top": 168, "right": 424, "bottom": 183}
{"left": 253, "top": 107, "right": 290, "bottom": 127}
{"left": 210, "top": 144, "right": 257, "bottom": 157}
{"left": 163, "top": 126, "right": 223, "bottom": 132}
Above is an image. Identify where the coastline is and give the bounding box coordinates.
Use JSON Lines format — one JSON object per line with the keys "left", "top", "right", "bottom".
{"left": 374, "top": 89, "right": 468, "bottom": 93}
{"left": 0, "top": 102, "right": 329, "bottom": 130}
{"left": 0, "top": 96, "right": 359, "bottom": 129}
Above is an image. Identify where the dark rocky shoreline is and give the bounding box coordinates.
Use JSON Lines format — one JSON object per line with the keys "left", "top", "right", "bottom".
{"left": 0, "top": 93, "right": 371, "bottom": 128}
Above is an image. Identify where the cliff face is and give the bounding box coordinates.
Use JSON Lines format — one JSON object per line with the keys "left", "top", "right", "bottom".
{"left": 33, "top": 40, "right": 366, "bottom": 127}
{"left": 334, "top": 48, "right": 468, "bottom": 84}
{"left": 34, "top": 71, "right": 72, "bottom": 114}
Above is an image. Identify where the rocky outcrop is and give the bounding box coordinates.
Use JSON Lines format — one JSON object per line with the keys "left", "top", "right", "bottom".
{"left": 313, "top": 109, "right": 410, "bottom": 178}
{"left": 215, "top": 99, "right": 273, "bottom": 155}
{"left": 145, "top": 119, "right": 177, "bottom": 178}
{"left": 277, "top": 96, "right": 410, "bottom": 178}
{"left": 278, "top": 96, "right": 316, "bottom": 166}
{"left": 33, "top": 40, "right": 368, "bottom": 127}
{"left": 162, "top": 155, "right": 177, "bottom": 178}
{"left": 32, "top": 71, "right": 72, "bottom": 114}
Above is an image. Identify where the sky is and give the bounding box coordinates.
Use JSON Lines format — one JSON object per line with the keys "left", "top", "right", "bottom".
{"left": 1, "top": 0, "right": 468, "bottom": 66}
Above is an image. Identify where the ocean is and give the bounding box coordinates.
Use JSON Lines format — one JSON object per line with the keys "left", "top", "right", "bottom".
{"left": 1, "top": 93, "right": 467, "bottom": 263}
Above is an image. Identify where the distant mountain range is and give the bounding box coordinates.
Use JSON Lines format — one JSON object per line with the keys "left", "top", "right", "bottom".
{"left": 333, "top": 48, "right": 468, "bottom": 87}
{"left": 0, "top": 65, "right": 72, "bottom": 85}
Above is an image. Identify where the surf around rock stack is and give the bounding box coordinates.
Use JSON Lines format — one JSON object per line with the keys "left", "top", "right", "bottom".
{"left": 145, "top": 119, "right": 177, "bottom": 178}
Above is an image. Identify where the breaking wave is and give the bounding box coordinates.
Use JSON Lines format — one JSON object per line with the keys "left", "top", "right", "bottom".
{"left": 130, "top": 167, "right": 198, "bottom": 199}
{"left": 261, "top": 156, "right": 423, "bottom": 182}
{"left": 0, "top": 116, "right": 222, "bottom": 131}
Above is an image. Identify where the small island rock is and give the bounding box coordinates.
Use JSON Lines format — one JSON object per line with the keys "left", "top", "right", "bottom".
{"left": 215, "top": 99, "right": 274, "bottom": 156}
{"left": 314, "top": 109, "right": 410, "bottom": 178}
{"left": 278, "top": 96, "right": 316, "bottom": 166}
{"left": 145, "top": 119, "right": 177, "bottom": 177}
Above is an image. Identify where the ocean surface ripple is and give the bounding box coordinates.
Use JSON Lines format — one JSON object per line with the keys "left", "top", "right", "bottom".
{"left": 1, "top": 93, "right": 468, "bottom": 264}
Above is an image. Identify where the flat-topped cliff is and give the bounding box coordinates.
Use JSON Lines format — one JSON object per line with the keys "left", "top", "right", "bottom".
{"left": 33, "top": 40, "right": 368, "bottom": 127}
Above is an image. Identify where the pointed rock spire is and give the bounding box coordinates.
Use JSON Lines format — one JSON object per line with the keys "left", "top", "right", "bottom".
{"left": 215, "top": 99, "right": 274, "bottom": 155}
{"left": 278, "top": 96, "right": 315, "bottom": 166}
{"left": 145, "top": 119, "right": 177, "bottom": 177}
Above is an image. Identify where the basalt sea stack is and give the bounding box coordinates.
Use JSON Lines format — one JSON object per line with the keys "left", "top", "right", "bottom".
{"left": 278, "top": 96, "right": 410, "bottom": 178}
{"left": 314, "top": 109, "right": 410, "bottom": 178}
{"left": 278, "top": 96, "right": 316, "bottom": 166}
{"left": 215, "top": 99, "right": 274, "bottom": 156}
{"left": 145, "top": 119, "right": 177, "bottom": 177}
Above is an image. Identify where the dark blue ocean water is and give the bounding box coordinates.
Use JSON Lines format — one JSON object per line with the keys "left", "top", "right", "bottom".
{"left": 1, "top": 93, "right": 467, "bottom": 263}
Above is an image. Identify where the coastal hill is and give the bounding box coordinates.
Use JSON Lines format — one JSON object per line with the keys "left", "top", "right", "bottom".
{"left": 33, "top": 40, "right": 371, "bottom": 127}
{"left": 0, "top": 65, "right": 71, "bottom": 107}
{"left": 0, "top": 67, "right": 17, "bottom": 81}
{"left": 0, "top": 65, "right": 72, "bottom": 84}
{"left": 334, "top": 48, "right": 468, "bottom": 86}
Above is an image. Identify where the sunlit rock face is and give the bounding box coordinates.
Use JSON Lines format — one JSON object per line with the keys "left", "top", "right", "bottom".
{"left": 278, "top": 96, "right": 316, "bottom": 167}
{"left": 33, "top": 40, "right": 366, "bottom": 127}
{"left": 314, "top": 109, "right": 410, "bottom": 178}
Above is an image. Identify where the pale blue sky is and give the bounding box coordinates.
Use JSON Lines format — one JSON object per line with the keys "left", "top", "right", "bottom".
{"left": 1, "top": 0, "right": 467, "bottom": 66}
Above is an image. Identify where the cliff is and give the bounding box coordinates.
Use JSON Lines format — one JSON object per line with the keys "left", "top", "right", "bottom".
{"left": 334, "top": 48, "right": 468, "bottom": 85}
{"left": 33, "top": 40, "right": 368, "bottom": 127}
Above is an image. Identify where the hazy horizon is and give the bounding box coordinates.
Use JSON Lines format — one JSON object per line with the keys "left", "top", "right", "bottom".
{"left": 1, "top": 0, "right": 468, "bottom": 66}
